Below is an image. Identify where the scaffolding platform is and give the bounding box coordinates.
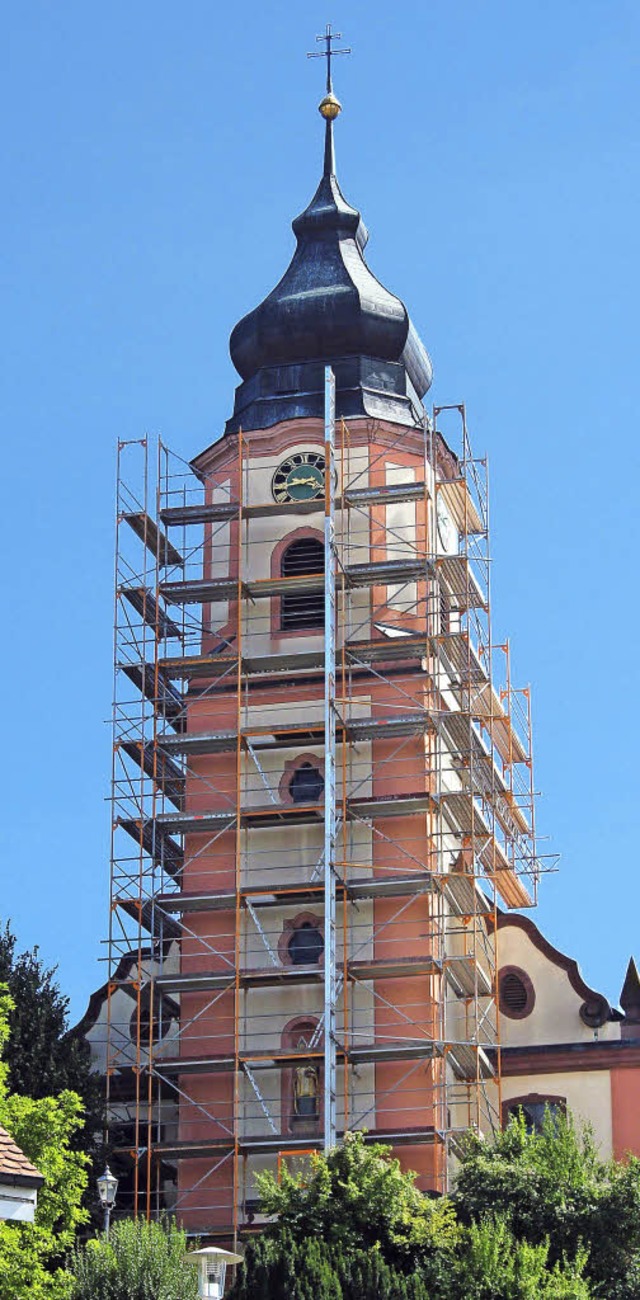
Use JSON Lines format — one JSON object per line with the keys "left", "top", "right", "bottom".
{"left": 115, "top": 896, "right": 182, "bottom": 942}
{"left": 152, "top": 791, "right": 436, "bottom": 837}
{"left": 160, "top": 559, "right": 434, "bottom": 609}
{"left": 157, "top": 712, "right": 433, "bottom": 760}
{"left": 436, "top": 555, "right": 486, "bottom": 610}
{"left": 153, "top": 952, "right": 480, "bottom": 996}
{"left": 118, "top": 817, "right": 183, "bottom": 874}
{"left": 343, "top": 481, "right": 428, "bottom": 508}
{"left": 123, "top": 511, "right": 184, "bottom": 568}
{"left": 159, "top": 480, "right": 430, "bottom": 531}
{"left": 120, "top": 740, "right": 184, "bottom": 807}
{"left": 120, "top": 662, "right": 184, "bottom": 726}
{"left": 151, "top": 1040, "right": 443, "bottom": 1076}
{"left": 151, "top": 1124, "right": 442, "bottom": 1163}
{"left": 120, "top": 586, "right": 183, "bottom": 641}
{"left": 447, "top": 1044, "right": 495, "bottom": 1081}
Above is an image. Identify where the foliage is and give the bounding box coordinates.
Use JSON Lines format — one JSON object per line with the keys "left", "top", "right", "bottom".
{"left": 449, "top": 1217, "right": 591, "bottom": 1300}
{"left": 255, "top": 1131, "right": 457, "bottom": 1270}
{"left": 231, "top": 1219, "right": 589, "bottom": 1300}
{"left": 0, "top": 921, "right": 104, "bottom": 1225}
{"left": 0, "top": 987, "right": 89, "bottom": 1300}
{"left": 0, "top": 921, "right": 103, "bottom": 1130}
{"left": 231, "top": 1233, "right": 432, "bottom": 1300}
{"left": 454, "top": 1108, "right": 640, "bottom": 1299}
{"left": 71, "top": 1217, "right": 199, "bottom": 1300}
{"left": 230, "top": 1125, "right": 593, "bottom": 1300}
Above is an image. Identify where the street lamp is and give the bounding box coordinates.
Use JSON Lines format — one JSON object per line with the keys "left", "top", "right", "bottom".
{"left": 96, "top": 1165, "right": 118, "bottom": 1236}
{"left": 187, "top": 1246, "right": 243, "bottom": 1300}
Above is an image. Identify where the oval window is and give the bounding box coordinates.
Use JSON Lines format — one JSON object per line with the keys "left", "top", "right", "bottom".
{"left": 499, "top": 967, "right": 535, "bottom": 1019}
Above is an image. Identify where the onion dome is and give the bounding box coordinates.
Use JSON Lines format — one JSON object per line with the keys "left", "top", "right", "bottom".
{"left": 225, "top": 87, "right": 432, "bottom": 434}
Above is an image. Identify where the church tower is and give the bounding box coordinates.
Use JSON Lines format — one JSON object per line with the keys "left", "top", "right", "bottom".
{"left": 108, "top": 35, "right": 539, "bottom": 1242}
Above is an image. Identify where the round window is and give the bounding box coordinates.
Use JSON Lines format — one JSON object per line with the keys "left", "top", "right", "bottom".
{"left": 499, "top": 967, "right": 535, "bottom": 1019}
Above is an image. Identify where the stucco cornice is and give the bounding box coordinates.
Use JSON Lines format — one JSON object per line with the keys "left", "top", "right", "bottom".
{"left": 497, "top": 1040, "right": 640, "bottom": 1076}
{"left": 191, "top": 415, "right": 435, "bottom": 478}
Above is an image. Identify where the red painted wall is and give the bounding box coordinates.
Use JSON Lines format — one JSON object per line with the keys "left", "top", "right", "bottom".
{"left": 611, "top": 1067, "right": 640, "bottom": 1161}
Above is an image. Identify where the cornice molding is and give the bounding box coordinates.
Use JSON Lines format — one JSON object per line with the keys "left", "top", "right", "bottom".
{"left": 191, "top": 415, "right": 438, "bottom": 477}
{"left": 498, "top": 1040, "right": 640, "bottom": 1076}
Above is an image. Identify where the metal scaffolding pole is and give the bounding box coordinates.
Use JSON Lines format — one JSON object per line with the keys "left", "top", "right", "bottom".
{"left": 323, "top": 365, "right": 337, "bottom": 1150}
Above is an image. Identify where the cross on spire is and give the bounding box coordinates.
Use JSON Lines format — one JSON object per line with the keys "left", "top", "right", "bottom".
{"left": 307, "top": 22, "right": 351, "bottom": 94}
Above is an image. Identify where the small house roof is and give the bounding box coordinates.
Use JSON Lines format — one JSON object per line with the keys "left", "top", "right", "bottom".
{"left": 0, "top": 1124, "right": 44, "bottom": 1188}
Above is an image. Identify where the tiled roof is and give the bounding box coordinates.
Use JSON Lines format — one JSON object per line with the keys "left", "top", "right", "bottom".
{"left": 0, "top": 1124, "right": 43, "bottom": 1186}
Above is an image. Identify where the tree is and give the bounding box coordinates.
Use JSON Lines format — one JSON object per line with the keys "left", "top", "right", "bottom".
{"left": 232, "top": 1136, "right": 454, "bottom": 1300}
{"left": 0, "top": 987, "right": 89, "bottom": 1300}
{"left": 0, "top": 922, "right": 102, "bottom": 1124}
{"left": 229, "top": 1128, "right": 592, "bottom": 1300}
{"left": 230, "top": 1116, "right": 640, "bottom": 1298}
{"left": 0, "top": 921, "right": 104, "bottom": 1226}
{"left": 71, "top": 1217, "right": 199, "bottom": 1300}
{"left": 254, "top": 1131, "right": 457, "bottom": 1270}
{"left": 454, "top": 1108, "right": 640, "bottom": 1299}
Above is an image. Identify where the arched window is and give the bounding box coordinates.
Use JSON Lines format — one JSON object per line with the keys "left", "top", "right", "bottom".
{"left": 280, "top": 537, "right": 324, "bottom": 631}
{"left": 288, "top": 922, "right": 324, "bottom": 967}
{"left": 289, "top": 761, "right": 324, "bottom": 805}
{"left": 503, "top": 1095, "right": 566, "bottom": 1135}
{"left": 281, "top": 1016, "right": 322, "bottom": 1131}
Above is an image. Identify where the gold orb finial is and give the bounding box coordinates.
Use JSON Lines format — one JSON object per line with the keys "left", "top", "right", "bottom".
{"left": 319, "top": 92, "right": 342, "bottom": 121}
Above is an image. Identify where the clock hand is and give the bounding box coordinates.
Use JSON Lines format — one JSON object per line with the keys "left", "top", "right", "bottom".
{"left": 287, "top": 476, "right": 322, "bottom": 487}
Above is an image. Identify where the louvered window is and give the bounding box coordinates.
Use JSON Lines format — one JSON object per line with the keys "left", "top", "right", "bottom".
{"left": 439, "top": 580, "right": 451, "bottom": 635}
{"left": 498, "top": 967, "right": 534, "bottom": 1018}
{"left": 280, "top": 538, "right": 324, "bottom": 630}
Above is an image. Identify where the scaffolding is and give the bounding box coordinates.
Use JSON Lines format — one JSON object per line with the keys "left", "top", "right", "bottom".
{"left": 106, "top": 376, "right": 542, "bottom": 1241}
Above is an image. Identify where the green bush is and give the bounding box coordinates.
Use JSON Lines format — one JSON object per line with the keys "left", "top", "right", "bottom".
{"left": 449, "top": 1217, "right": 591, "bottom": 1300}
{"left": 71, "top": 1217, "right": 198, "bottom": 1300}
{"left": 454, "top": 1109, "right": 640, "bottom": 1298}
{"left": 231, "top": 1234, "right": 431, "bottom": 1300}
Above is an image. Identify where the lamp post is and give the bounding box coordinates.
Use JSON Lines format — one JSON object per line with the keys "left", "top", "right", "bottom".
{"left": 96, "top": 1165, "right": 118, "bottom": 1237}
{"left": 187, "top": 1246, "right": 243, "bottom": 1300}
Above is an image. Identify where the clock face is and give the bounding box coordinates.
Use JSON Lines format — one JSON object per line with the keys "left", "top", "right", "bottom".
{"left": 272, "top": 452, "right": 326, "bottom": 504}
{"left": 437, "top": 496, "right": 457, "bottom": 554}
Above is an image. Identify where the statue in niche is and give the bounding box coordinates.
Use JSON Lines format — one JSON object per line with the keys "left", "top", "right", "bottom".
{"left": 292, "top": 1035, "right": 319, "bottom": 1119}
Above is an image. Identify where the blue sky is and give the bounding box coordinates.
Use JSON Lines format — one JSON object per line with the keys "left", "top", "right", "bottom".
{"left": 1, "top": 0, "right": 638, "bottom": 1020}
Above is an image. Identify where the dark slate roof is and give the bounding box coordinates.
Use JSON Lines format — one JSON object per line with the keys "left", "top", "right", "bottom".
{"left": 620, "top": 958, "right": 640, "bottom": 1038}
{"left": 0, "top": 1125, "right": 43, "bottom": 1188}
{"left": 620, "top": 957, "right": 640, "bottom": 1013}
{"left": 225, "top": 115, "right": 432, "bottom": 434}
